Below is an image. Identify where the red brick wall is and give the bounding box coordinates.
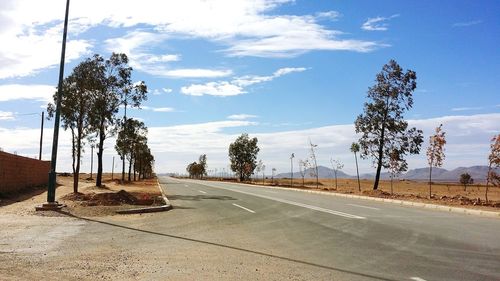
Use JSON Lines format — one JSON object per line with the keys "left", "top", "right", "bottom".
{"left": 0, "top": 151, "right": 50, "bottom": 193}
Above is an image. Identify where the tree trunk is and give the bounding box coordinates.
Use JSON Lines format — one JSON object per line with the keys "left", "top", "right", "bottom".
{"left": 485, "top": 165, "right": 491, "bottom": 203}
{"left": 373, "top": 124, "right": 386, "bottom": 190}
{"left": 354, "top": 152, "right": 361, "bottom": 192}
{"left": 390, "top": 175, "right": 393, "bottom": 195}
{"left": 96, "top": 128, "right": 105, "bottom": 187}
{"left": 74, "top": 129, "right": 82, "bottom": 193}
{"left": 128, "top": 155, "right": 133, "bottom": 182}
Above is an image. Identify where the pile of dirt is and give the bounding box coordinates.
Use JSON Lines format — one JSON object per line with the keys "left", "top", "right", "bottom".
{"left": 61, "top": 190, "right": 160, "bottom": 206}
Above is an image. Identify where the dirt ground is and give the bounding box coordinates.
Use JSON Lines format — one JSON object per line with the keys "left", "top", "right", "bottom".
{"left": 206, "top": 177, "right": 500, "bottom": 211}
{"left": 0, "top": 173, "right": 163, "bottom": 217}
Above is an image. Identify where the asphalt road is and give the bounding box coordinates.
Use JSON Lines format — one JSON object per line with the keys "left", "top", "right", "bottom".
{"left": 160, "top": 176, "right": 500, "bottom": 281}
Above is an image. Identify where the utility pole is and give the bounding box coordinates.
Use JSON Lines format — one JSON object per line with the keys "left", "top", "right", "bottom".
{"left": 39, "top": 111, "right": 44, "bottom": 160}
{"left": 290, "top": 153, "right": 294, "bottom": 187}
{"left": 37, "top": 0, "right": 70, "bottom": 211}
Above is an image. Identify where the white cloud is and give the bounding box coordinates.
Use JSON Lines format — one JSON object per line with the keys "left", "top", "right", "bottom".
{"left": 227, "top": 114, "right": 258, "bottom": 120}
{"left": 181, "top": 67, "right": 306, "bottom": 96}
{"left": 159, "top": 69, "right": 233, "bottom": 79}
{"left": 451, "top": 106, "right": 483, "bottom": 111}
{"left": 361, "top": 14, "right": 399, "bottom": 31}
{"left": 316, "top": 11, "right": 341, "bottom": 21}
{"left": 2, "top": 113, "right": 499, "bottom": 174}
{"left": 181, "top": 81, "right": 244, "bottom": 97}
{"left": 0, "top": 84, "right": 55, "bottom": 103}
{"left": 0, "top": 111, "right": 15, "bottom": 120}
{"left": 452, "top": 20, "right": 482, "bottom": 27}
{"left": 141, "top": 106, "right": 176, "bottom": 112}
{"left": 162, "top": 88, "right": 173, "bottom": 94}
{"left": 1, "top": 0, "right": 383, "bottom": 75}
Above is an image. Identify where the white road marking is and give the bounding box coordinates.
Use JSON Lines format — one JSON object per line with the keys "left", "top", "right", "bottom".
{"left": 410, "top": 277, "right": 427, "bottom": 281}
{"left": 198, "top": 190, "right": 207, "bottom": 194}
{"left": 232, "top": 203, "right": 255, "bottom": 213}
{"left": 347, "top": 203, "right": 380, "bottom": 210}
{"left": 197, "top": 182, "right": 365, "bottom": 219}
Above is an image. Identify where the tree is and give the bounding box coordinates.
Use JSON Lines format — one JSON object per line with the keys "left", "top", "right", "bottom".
{"left": 355, "top": 60, "right": 423, "bottom": 190}
{"left": 350, "top": 142, "right": 361, "bottom": 192}
{"left": 271, "top": 168, "right": 277, "bottom": 184}
{"left": 47, "top": 57, "right": 99, "bottom": 193}
{"left": 261, "top": 163, "right": 266, "bottom": 185}
{"left": 299, "top": 159, "right": 309, "bottom": 187}
{"left": 486, "top": 135, "right": 500, "bottom": 203}
{"left": 330, "top": 158, "right": 344, "bottom": 190}
{"left": 115, "top": 118, "right": 148, "bottom": 181}
{"left": 388, "top": 149, "right": 405, "bottom": 195}
{"left": 309, "top": 140, "right": 319, "bottom": 188}
{"left": 229, "top": 134, "right": 260, "bottom": 181}
{"left": 86, "top": 53, "right": 148, "bottom": 187}
{"left": 460, "top": 173, "right": 473, "bottom": 191}
{"left": 426, "top": 124, "right": 446, "bottom": 198}
{"left": 255, "top": 160, "right": 263, "bottom": 182}
{"left": 185, "top": 155, "right": 207, "bottom": 179}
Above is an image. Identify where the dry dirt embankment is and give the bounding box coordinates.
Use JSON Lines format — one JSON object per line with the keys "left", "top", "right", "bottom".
{"left": 198, "top": 177, "right": 500, "bottom": 212}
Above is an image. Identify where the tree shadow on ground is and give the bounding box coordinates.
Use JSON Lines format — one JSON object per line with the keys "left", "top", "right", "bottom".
{"left": 56, "top": 210, "right": 397, "bottom": 281}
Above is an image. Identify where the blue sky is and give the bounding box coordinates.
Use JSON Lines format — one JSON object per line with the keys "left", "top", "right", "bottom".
{"left": 0, "top": 0, "right": 499, "bottom": 174}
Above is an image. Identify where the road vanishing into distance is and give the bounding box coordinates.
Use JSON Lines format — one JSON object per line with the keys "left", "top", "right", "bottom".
{"left": 159, "top": 177, "right": 500, "bottom": 281}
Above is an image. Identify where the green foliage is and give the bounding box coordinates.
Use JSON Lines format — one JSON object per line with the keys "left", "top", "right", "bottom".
{"left": 229, "top": 134, "right": 260, "bottom": 181}
{"left": 186, "top": 154, "right": 208, "bottom": 179}
{"left": 459, "top": 172, "right": 473, "bottom": 191}
{"left": 354, "top": 59, "right": 423, "bottom": 190}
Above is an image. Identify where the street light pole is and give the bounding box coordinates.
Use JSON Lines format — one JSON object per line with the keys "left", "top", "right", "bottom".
{"left": 38, "top": 0, "right": 70, "bottom": 210}
{"left": 39, "top": 111, "right": 44, "bottom": 160}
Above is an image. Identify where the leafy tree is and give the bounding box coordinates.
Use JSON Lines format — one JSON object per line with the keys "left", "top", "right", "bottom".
{"left": 115, "top": 118, "right": 148, "bottom": 181}
{"left": 355, "top": 60, "right": 423, "bottom": 190}
{"left": 330, "top": 158, "right": 344, "bottom": 190}
{"left": 299, "top": 159, "right": 309, "bottom": 187}
{"left": 309, "top": 140, "right": 319, "bottom": 188}
{"left": 486, "top": 135, "right": 500, "bottom": 203}
{"left": 350, "top": 142, "right": 361, "bottom": 192}
{"left": 426, "top": 124, "right": 446, "bottom": 198}
{"left": 186, "top": 155, "right": 207, "bottom": 179}
{"left": 229, "top": 133, "right": 260, "bottom": 181}
{"left": 47, "top": 57, "right": 99, "bottom": 193}
{"left": 460, "top": 173, "right": 473, "bottom": 191}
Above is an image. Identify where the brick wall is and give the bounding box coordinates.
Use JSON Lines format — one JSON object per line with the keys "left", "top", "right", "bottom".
{"left": 0, "top": 151, "right": 50, "bottom": 194}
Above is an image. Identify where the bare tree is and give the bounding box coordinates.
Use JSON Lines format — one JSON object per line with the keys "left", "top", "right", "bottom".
{"left": 330, "top": 158, "right": 344, "bottom": 190}
{"left": 486, "top": 135, "right": 500, "bottom": 203}
{"left": 309, "top": 139, "right": 319, "bottom": 188}
{"left": 388, "top": 149, "right": 404, "bottom": 195}
{"left": 426, "top": 124, "right": 446, "bottom": 198}
{"left": 255, "top": 159, "right": 263, "bottom": 183}
{"left": 299, "top": 159, "right": 309, "bottom": 187}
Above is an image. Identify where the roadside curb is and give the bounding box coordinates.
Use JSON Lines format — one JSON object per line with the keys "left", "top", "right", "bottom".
{"left": 116, "top": 178, "right": 172, "bottom": 215}
{"left": 202, "top": 180, "right": 500, "bottom": 218}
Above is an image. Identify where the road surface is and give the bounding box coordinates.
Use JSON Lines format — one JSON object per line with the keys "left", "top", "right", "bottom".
{"left": 159, "top": 177, "right": 500, "bottom": 281}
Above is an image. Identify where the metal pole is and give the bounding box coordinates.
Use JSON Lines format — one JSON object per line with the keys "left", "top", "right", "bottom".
{"left": 39, "top": 111, "right": 44, "bottom": 160}
{"left": 46, "top": 0, "right": 70, "bottom": 204}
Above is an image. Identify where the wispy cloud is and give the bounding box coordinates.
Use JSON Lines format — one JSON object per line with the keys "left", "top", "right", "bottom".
{"left": 0, "top": 111, "right": 15, "bottom": 121}
{"left": 141, "top": 106, "right": 176, "bottom": 112}
{"left": 0, "top": 84, "right": 55, "bottom": 103}
{"left": 361, "top": 14, "right": 399, "bottom": 31}
{"left": 451, "top": 106, "right": 483, "bottom": 111}
{"left": 452, "top": 20, "right": 482, "bottom": 27}
{"left": 315, "top": 11, "right": 341, "bottom": 21}
{"left": 227, "top": 114, "right": 258, "bottom": 120}
{"left": 181, "top": 67, "right": 306, "bottom": 97}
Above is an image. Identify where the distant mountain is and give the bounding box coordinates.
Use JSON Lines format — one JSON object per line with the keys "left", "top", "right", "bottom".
{"left": 276, "top": 165, "right": 496, "bottom": 182}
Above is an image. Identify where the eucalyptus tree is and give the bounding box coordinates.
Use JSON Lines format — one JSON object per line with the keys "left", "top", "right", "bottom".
{"left": 309, "top": 140, "right": 319, "bottom": 188}
{"left": 229, "top": 133, "right": 260, "bottom": 181}
{"left": 355, "top": 60, "right": 423, "bottom": 190}
{"left": 486, "top": 135, "right": 500, "bottom": 203}
{"left": 47, "top": 56, "right": 100, "bottom": 193}
{"left": 115, "top": 118, "right": 148, "bottom": 181}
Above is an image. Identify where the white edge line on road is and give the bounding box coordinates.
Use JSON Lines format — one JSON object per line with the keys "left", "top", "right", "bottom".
{"left": 347, "top": 204, "right": 380, "bottom": 211}
{"left": 232, "top": 203, "right": 255, "bottom": 213}
{"left": 195, "top": 181, "right": 365, "bottom": 219}
{"left": 410, "top": 277, "right": 427, "bottom": 281}
{"left": 198, "top": 190, "right": 207, "bottom": 194}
